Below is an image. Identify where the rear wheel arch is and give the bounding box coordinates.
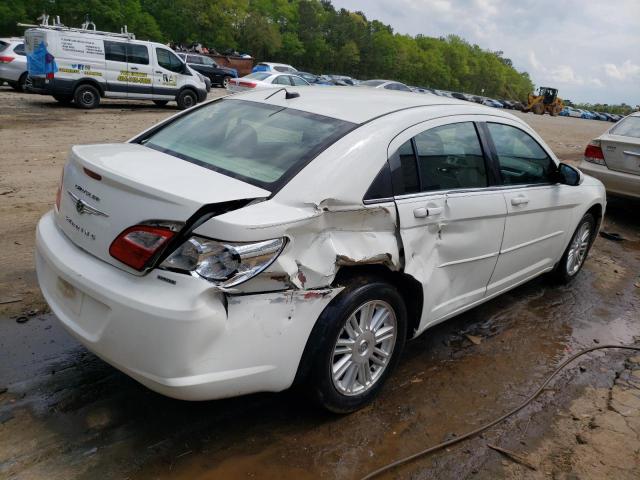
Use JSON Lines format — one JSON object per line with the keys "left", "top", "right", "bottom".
{"left": 73, "top": 78, "right": 105, "bottom": 97}
{"left": 292, "top": 264, "right": 423, "bottom": 388}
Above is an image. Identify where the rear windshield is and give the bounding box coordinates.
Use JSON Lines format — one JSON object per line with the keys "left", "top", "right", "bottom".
{"left": 611, "top": 116, "right": 640, "bottom": 139}
{"left": 0, "top": 41, "right": 8, "bottom": 52}
{"left": 142, "top": 99, "right": 355, "bottom": 189}
{"left": 245, "top": 72, "right": 270, "bottom": 81}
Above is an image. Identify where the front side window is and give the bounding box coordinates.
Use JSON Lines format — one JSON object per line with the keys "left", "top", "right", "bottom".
{"left": 104, "top": 41, "right": 127, "bottom": 62}
{"left": 186, "top": 55, "right": 202, "bottom": 64}
{"left": 127, "top": 44, "right": 149, "bottom": 65}
{"left": 156, "top": 48, "right": 184, "bottom": 73}
{"left": 487, "top": 123, "right": 555, "bottom": 185}
{"left": 290, "top": 76, "right": 308, "bottom": 86}
{"left": 142, "top": 99, "right": 355, "bottom": 188}
{"left": 413, "top": 122, "right": 487, "bottom": 191}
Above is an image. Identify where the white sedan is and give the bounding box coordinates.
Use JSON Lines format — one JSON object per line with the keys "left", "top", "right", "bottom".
{"left": 580, "top": 111, "right": 640, "bottom": 199}
{"left": 36, "top": 87, "right": 605, "bottom": 412}
{"left": 226, "top": 71, "right": 310, "bottom": 93}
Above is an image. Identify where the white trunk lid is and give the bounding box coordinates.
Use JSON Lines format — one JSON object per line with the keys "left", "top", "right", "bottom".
{"left": 600, "top": 133, "right": 640, "bottom": 176}
{"left": 55, "top": 143, "right": 269, "bottom": 271}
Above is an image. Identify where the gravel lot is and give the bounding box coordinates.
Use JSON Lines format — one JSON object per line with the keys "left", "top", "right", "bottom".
{"left": 1, "top": 87, "right": 639, "bottom": 480}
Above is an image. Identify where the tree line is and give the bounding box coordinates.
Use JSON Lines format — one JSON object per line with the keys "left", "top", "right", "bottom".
{"left": 2, "top": 0, "right": 536, "bottom": 100}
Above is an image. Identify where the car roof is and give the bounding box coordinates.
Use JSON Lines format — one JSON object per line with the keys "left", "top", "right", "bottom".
{"left": 226, "top": 86, "right": 514, "bottom": 124}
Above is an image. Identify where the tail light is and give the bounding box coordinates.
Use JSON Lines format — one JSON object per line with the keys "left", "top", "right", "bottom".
{"left": 46, "top": 72, "right": 54, "bottom": 80}
{"left": 0, "top": 56, "right": 14, "bottom": 63}
{"left": 584, "top": 140, "right": 606, "bottom": 166}
{"left": 109, "top": 225, "right": 175, "bottom": 271}
{"left": 55, "top": 169, "right": 64, "bottom": 211}
{"left": 238, "top": 81, "right": 257, "bottom": 88}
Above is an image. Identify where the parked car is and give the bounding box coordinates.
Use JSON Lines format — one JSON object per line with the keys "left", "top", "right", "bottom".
{"left": 482, "top": 98, "right": 504, "bottom": 108}
{"left": 598, "top": 112, "right": 615, "bottom": 122}
{"left": 610, "top": 114, "right": 622, "bottom": 122}
{"left": 252, "top": 62, "right": 297, "bottom": 74}
{"left": 36, "top": 87, "right": 605, "bottom": 412}
{"left": 226, "top": 71, "right": 310, "bottom": 92}
{"left": 0, "top": 38, "right": 28, "bottom": 91}
{"left": 562, "top": 106, "right": 583, "bottom": 118}
{"left": 176, "top": 53, "right": 237, "bottom": 88}
{"left": 359, "top": 79, "right": 412, "bottom": 92}
{"left": 296, "top": 71, "right": 331, "bottom": 85}
{"left": 325, "top": 74, "right": 358, "bottom": 86}
{"left": 24, "top": 26, "right": 207, "bottom": 109}
{"left": 580, "top": 112, "right": 640, "bottom": 199}
{"left": 578, "top": 109, "right": 597, "bottom": 120}
{"left": 591, "top": 112, "right": 608, "bottom": 121}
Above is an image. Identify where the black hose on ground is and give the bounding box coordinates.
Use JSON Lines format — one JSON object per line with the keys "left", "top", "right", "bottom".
{"left": 361, "top": 344, "right": 640, "bottom": 480}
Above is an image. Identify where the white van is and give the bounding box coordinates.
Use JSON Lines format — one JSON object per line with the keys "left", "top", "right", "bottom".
{"left": 24, "top": 25, "right": 208, "bottom": 109}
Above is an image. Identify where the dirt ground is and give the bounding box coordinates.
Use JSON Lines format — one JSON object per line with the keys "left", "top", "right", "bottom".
{"left": 1, "top": 87, "right": 639, "bottom": 480}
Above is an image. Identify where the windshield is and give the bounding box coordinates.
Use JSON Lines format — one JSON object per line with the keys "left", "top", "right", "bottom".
{"left": 201, "top": 56, "right": 216, "bottom": 67}
{"left": 142, "top": 99, "right": 355, "bottom": 188}
{"left": 611, "top": 116, "right": 640, "bottom": 139}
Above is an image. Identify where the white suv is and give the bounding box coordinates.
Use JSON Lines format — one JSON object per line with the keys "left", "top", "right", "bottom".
{"left": 36, "top": 87, "right": 605, "bottom": 412}
{"left": 0, "top": 38, "right": 28, "bottom": 91}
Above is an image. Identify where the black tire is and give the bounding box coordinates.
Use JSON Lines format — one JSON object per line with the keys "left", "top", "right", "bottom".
{"left": 73, "top": 84, "right": 101, "bottom": 109}
{"left": 8, "top": 81, "right": 19, "bottom": 91}
{"left": 16, "top": 73, "right": 28, "bottom": 92}
{"left": 222, "top": 76, "right": 232, "bottom": 88}
{"left": 53, "top": 94, "right": 73, "bottom": 104}
{"left": 153, "top": 100, "right": 169, "bottom": 106}
{"left": 306, "top": 278, "right": 407, "bottom": 413}
{"left": 551, "top": 213, "right": 596, "bottom": 284}
{"left": 176, "top": 89, "right": 197, "bottom": 110}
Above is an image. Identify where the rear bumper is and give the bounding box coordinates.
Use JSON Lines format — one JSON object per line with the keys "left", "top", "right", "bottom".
{"left": 36, "top": 210, "right": 340, "bottom": 400}
{"left": 579, "top": 161, "right": 640, "bottom": 199}
{"left": 26, "top": 76, "right": 76, "bottom": 95}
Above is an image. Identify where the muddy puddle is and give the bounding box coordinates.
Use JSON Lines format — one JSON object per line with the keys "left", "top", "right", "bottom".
{"left": 1, "top": 198, "right": 639, "bottom": 480}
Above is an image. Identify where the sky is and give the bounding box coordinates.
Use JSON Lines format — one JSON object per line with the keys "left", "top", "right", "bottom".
{"left": 331, "top": 0, "right": 640, "bottom": 105}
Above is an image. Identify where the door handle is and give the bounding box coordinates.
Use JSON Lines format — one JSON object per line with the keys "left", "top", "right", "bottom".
{"left": 130, "top": 66, "right": 138, "bottom": 70}
{"left": 623, "top": 150, "right": 640, "bottom": 157}
{"left": 155, "top": 71, "right": 163, "bottom": 74}
{"left": 511, "top": 196, "right": 529, "bottom": 206}
{"left": 413, "top": 206, "right": 443, "bottom": 218}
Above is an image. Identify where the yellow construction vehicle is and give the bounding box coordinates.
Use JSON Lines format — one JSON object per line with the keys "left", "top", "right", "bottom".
{"left": 524, "top": 87, "right": 564, "bottom": 116}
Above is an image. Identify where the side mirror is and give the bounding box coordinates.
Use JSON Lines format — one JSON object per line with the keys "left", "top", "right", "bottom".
{"left": 555, "top": 162, "right": 582, "bottom": 186}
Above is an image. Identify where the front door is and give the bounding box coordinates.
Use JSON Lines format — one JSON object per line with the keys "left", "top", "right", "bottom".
{"left": 392, "top": 119, "right": 507, "bottom": 332}
{"left": 152, "top": 47, "right": 186, "bottom": 99}
{"left": 483, "top": 121, "right": 575, "bottom": 296}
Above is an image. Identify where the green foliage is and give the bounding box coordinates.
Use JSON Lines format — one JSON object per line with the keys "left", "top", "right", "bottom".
{"left": 3, "top": 0, "right": 535, "bottom": 101}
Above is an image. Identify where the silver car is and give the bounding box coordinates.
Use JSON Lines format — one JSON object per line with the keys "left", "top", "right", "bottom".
{"left": 0, "top": 38, "right": 28, "bottom": 91}
{"left": 580, "top": 112, "right": 640, "bottom": 199}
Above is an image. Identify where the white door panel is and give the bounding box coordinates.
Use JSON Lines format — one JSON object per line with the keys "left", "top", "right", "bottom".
{"left": 487, "top": 185, "right": 577, "bottom": 295}
{"left": 396, "top": 189, "right": 506, "bottom": 331}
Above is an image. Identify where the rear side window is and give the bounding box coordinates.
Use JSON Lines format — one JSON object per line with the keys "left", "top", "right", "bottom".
{"left": 487, "top": 123, "right": 555, "bottom": 185}
{"left": 13, "top": 44, "right": 26, "bottom": 56}
{"left": 187, "top": 55, "right": 202, "bottom": 64}
{"left": 104, "top": 41, "right": 127, "bottom": 62}
{"left": 127, "top": 44, "right": 148, "bottom": 65}
{"left": 611, "top": 116, "right": 640, "bottom": 138}
{"left": 156, "top": 48, "right": 184, "bottom": 73}
{"left": 414, "top": 122, "right": 487, "bottom": 191}
{"left": 142, "top": 99, "right": 355, "bottom": 188}
{"left": 290, "top": 76, "right": 308, "bottom": 86}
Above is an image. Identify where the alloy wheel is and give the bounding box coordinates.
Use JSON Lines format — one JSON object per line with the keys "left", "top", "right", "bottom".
{"left": 331, "top": 300, "right": 397, "bottom": 396}
{"left": 566, "top": 221, "right": 591, "bottom": 276}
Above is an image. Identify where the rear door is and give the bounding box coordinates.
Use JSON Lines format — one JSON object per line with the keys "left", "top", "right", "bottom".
{"left": 152, "top": 47, "right": 185, "bottom": 99}
{"left": 103, "top": 40, "right": 129, "bottom": 96}
{"left": 125, "top": 43, "right": 153, "bottom": 98}
{"left": 600, "top": 116, "right": 640, "bottom": 176}
{"left": 392, "top": 118, "right": 507, "bottom": 331}
{"left": 483, "top": 121, "right": 576, "bottom": 296}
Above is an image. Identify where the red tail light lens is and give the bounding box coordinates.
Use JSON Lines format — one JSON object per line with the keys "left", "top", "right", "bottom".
{"left": 109, "top": 226, "right": 175, "bottom": 271}
{"left": 584, "top": 141, "right": 606, "bottom": 166}
{"left": 239, "top": 81, "right": 257, "bottom": 88}
{"left": 0, "top": 56, "right": 14, "bottom": 63}
{"left": 46, "top": 72, "right": 55, "bottom": 80}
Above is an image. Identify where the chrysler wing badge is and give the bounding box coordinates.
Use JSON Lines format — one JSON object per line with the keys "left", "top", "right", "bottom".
{"left": 67, "top": 191, "right": 109, "bottom": 217}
